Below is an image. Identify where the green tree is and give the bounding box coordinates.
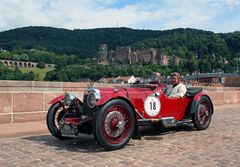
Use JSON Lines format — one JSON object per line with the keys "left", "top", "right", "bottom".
{"left": 199, "top": 60, "right": 212, "bottom": 73}
{"left": 37, "top": 62, "right": 46, "bottom": 69}
{"left": 12, "top": 54, "right": 20, "bottom": 61}
{"left": 20, "top": 54, "right": 29, "bottom": 61}
{"left": 23, "top": 71, "right": 35, "bottom": 80}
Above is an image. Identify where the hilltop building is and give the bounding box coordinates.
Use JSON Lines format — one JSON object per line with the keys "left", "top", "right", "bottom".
{"left": 98, "top": 44, "right": 179, "bottom": 65}
{"left": 98, "top": 44, "right": 109, "bottom": 65}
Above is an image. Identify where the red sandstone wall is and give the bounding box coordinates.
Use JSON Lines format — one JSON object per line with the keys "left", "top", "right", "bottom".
{"left": 224, "top": 77, "right": 240, "bottom": 87}
{"left": 0, "top": 80, "right": 239, "bottom": 124}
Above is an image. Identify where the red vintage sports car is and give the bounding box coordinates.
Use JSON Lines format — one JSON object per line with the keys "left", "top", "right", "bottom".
{"left": 46, "top": 83, "right": 213, "bottom": 150}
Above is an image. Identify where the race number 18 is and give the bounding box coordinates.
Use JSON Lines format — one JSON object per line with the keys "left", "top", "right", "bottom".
{"left": 150, "top": 101, "right": 156, "bottom": 110}
{"left": 144, "top": 95, "right": 161, "bottom": 117}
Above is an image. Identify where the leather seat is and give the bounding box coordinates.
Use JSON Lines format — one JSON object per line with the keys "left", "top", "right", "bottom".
{"left": 185, "top": 87, "right": 203, "bottom": 97}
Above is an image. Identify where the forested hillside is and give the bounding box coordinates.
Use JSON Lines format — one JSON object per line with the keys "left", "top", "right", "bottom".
{"left": 0, "top": 26, "right": 161, "bottom": 58}
{"left": 0, "top": 26, "right": 239, "bottom": 81}
{"left": 1, "top": 26, "right": 239, "bottom": 60}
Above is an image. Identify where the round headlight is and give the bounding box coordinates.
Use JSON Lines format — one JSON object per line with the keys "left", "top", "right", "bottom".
{"left": 64, "top": 93, "right": 74, "bottom": 107}
{"left": 87, "top": 93, "right": 97, "bottom": 108}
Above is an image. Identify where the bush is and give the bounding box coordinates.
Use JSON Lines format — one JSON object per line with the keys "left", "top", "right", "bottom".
{"left": 37, "top": 62, "right": 45, "bottom": 69}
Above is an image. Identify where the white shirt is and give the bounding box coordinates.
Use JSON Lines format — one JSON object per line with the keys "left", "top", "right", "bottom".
{"left": 166, "top": 83, "right": 187, "bottom": 98}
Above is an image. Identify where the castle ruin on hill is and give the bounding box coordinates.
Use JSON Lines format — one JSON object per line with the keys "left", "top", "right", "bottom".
{"left": 98, "top": 44, "right": 180, "bottom": 65}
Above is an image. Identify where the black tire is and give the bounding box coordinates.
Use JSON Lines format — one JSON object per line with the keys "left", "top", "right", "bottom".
{"left": 192, "top": 96, "right": 212, "bottom": 130}
{"left": 92, "top": 115, "right": 103, "bottom": 147}
{"left": 94, "top": 99, "right": 135, "bottom": 151}
{"left": 46, "top": 103, "right": 72, "bottom": 140}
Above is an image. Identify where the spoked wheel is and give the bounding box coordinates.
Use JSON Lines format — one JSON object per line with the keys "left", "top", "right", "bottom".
{"left": 94, "top": 99, "right": 135, "bottom": 151}
{"left": 192, "top": 96, "right": 212, "bottom": 130}
{"left": 46, "top": 103, "right": 71, "bottom": 140}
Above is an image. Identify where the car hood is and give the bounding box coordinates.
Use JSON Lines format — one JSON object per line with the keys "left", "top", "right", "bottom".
{"left": 97, "top": 86, "right": 154, "bottom": 96}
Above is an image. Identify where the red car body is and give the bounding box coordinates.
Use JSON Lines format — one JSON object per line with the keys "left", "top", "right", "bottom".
{"left": 47, "top": 83, "right": 213, "bottom": 150}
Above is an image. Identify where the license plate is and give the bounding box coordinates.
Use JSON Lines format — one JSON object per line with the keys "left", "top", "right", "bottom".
{"left": 60, "top": 125, "right": 78, "bottom": 136}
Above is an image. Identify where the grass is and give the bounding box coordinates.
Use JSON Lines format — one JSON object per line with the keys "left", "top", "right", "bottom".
{"left": 19, "top": 67, "right": 55, "bottom": 80}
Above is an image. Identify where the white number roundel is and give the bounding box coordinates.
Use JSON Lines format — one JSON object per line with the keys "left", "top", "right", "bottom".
{"left": 144, "top": 95, "right": 161, "bottom": 117}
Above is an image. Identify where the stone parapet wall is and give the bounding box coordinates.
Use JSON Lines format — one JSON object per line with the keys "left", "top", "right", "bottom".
{"left": 0, "top": 81, "right": 116, "bottom": 124}
{"left": 202, "top": 86, "right": 240, "bottom": 105}
{"left": 224, "top": 77, "right": 240, "bottom": 87}
{"left": 0, "top": 80, "right": 239, "bottom": 124}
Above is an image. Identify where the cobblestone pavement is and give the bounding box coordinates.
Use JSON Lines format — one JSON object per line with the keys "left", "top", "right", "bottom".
{"left": 0, "top": 106, "right": 240, "bottom": 167}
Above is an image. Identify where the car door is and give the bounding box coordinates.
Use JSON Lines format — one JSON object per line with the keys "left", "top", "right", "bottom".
{"left": 159, "top": 93, "right": 184, "bottom": 120}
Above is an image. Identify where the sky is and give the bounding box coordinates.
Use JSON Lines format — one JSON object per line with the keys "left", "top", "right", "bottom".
{"left": 0, "top": 0, "right": 240, "bottom": 33}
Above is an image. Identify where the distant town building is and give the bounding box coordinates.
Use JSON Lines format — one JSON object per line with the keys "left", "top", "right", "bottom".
{"left": 116, "top": 76, "right": 136, "bottom": 84}
{"left": 223, "top": 57, "right": 228, "bottom": 64}
{"left": 0, "top": 48, "right": 7, "bottom": 52}
{"left": 212, "top": 68, "right": 224, "bottom": 73}
{"left": 98, "top": 76, "right": 136, "bottom": 84}
{"left": 184, "top": 73, "right": 240, "bottom": 87}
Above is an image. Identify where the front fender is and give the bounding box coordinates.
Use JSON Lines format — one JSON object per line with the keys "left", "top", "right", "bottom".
{"left": 96, "top": 91, "right": 130, "bottom": 106}
{"left": 49, "top": 94, "right": 65, "bottom": 104}
{"left": 49, "top": 94, "right": 83, "bottom": 105}
{"left": 189, "top": 92, "right": 214, "bottom": 115}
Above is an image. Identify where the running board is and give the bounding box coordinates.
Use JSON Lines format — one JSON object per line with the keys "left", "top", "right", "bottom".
{"left": 138, "top": 119, "right": 161, "bottom": 126}
{"left": 162, "top": 117, "right": 177, "bottom": 128}
{"left": 162, "top": 117, "right": 192, "bottom": 128}
{"left": 137, "top": 118, "right": 192, "bottom": 127}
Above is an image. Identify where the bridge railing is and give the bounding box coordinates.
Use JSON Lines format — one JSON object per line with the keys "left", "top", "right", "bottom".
{"left": 0, "top": 80, "right": 239, "bottom": 124}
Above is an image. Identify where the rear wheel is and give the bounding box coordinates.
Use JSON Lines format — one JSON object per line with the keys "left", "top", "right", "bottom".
{"left": 94, "top": 99, "right": 135, "bottom": 150}
{"left": 46, "top": 103, "right": 72, "bottom": 140}
{"left": 192, "top": 96, "right": 212, "bottom": 130}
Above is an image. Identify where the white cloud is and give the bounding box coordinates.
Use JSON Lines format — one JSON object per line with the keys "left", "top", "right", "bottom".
{"left": 0, "top": 0, "right": 240, "bottom": 32}
{"left": 95, "top": 0, "right": 117, "bottom": 5}
{"left": 153, "top": 0, "right": 240, "bottom": 31}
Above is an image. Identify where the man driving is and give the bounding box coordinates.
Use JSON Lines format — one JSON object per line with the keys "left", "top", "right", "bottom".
{"left": 166, "top": 72, "right": 187, "bottom": 98}
{"left": 149, "top": 72, "right": 161, "bottom": 84}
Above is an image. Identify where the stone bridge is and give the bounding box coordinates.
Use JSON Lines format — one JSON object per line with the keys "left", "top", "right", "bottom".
{"left": 0, "top": 80, "right": 239, "bottom": 124}
{"left": 0, "top": 59, "right": 55, "bottom": 68}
